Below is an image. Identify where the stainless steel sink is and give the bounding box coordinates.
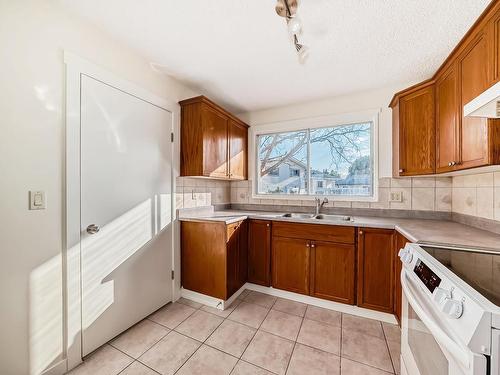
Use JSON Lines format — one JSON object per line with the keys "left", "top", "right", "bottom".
{"left": 314, "top": 214, "right": 353, "bottom": 222}
{"left": 281, "top": 213, "right": 316, "bottom": 219}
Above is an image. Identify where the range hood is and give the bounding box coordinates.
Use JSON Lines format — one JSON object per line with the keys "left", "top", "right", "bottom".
{"left": 464, "top": 81, "right": 500, "bottom": 118}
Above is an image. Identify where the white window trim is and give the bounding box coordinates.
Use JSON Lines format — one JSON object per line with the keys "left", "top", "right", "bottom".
{"left": 249, "top": 109, "right": 380, "bottom": 202}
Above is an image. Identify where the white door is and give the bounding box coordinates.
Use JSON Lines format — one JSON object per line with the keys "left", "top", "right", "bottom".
{"left": 80, "top": 75, "right": 173, "bottom": 356}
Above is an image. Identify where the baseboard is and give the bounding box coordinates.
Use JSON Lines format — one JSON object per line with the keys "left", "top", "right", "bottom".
{"left": 244, "top": 283, "right": 398, "bottom": 324}
{"left": 41, "top": 359, "right": 67, "bottom": 375}
{"left": 180, "top": 285, "right": 246, "bottom": 310}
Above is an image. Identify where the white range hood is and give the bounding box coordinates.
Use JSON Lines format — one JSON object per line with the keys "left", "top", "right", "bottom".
{"left": 464, "top": 80, "right": 500, "bottom": 118}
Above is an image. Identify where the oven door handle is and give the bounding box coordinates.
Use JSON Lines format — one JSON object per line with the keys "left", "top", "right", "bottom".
{"left": 401, "top": 269, "right": 470, "bottom": 369}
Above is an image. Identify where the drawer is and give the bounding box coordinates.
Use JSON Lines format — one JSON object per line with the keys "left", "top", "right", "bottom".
{"left": 272, "top": 221, "right": 355, "bottom": 244}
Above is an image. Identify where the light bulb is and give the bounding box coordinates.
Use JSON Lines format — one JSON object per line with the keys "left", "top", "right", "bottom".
{"left": 287, "top": 16, "right": 302, "bottom": 36}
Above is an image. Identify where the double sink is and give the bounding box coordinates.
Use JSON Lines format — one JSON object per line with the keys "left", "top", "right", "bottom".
{"left": 279, "top": 213, "right": 353, "bottom": 222}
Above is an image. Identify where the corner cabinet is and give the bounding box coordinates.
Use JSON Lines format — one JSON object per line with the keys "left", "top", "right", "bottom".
{"left": 357, "top": 228, "right": 395, "bottom": 313}
{"left": 179, "top": 96, "right": 248, "bottom": 180}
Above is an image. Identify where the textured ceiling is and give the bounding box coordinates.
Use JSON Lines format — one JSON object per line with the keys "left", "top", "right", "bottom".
{"left": 59, "top": 0, "right": 491, "bottom": 112}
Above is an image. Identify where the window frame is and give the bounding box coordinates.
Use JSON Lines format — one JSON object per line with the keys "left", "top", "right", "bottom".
{"left": 249, "top": 110, "right": 379, "bottom": 202}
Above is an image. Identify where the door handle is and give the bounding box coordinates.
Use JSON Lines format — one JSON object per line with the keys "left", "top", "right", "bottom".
{"left": 86, "top": 224, "right": 100, "bottom": 235}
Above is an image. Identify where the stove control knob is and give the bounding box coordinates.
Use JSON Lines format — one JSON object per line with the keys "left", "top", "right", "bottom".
{"left": 442, "top": 298, "right": 463, "bottom": 319}
{"left": 433, "top": 287, "right": 451, "bottom": 305}
{"left": 398, "top": 248, "right": 413, "bottom": 264}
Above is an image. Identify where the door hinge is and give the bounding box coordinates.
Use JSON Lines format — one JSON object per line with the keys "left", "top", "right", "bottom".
{"left": 171, "top": 132, "right": 174, "bottom": 142}
{"left": 171, "top": 270, "right": 175, "bottom": 280}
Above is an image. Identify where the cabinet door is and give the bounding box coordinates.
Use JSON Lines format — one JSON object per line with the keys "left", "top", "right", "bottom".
{"left": 458, "top": 31, "right": 490, "bottom": 169}
{"left": 248, "top": 220, "right": 271, "bottom": 286}
{"left": 399, "top": 86, "right": 436, "bottom": 175}
{"left": 202, "top": 104, "right": 228, "bottom": 178}
{"left": 310, "top": 241, "right": 355, "bottom": 305}
{"left": 228, "top": 120, "right": 248, "bottom": 180}
{"left": 492, "top": 8, "right": 500, "bottom": 83}
{"left": 394, "top": 232, "right": 409, "bottom": 325}
{"left": 272, "top": 236, "right": 310, "bottom": 295}
{"left": 226, "top": 222, "right": 241, "bottom": 298}
{"left": 357, "top": 228, "right": 395, "bottom": 313}
{"left": 238, "top": 220, "right": 248, "bottom": 289}
{"left": 436, "top": 65, "right": 459, "bottom": 173}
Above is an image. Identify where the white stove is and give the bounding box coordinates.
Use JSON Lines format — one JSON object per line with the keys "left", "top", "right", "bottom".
{"left": 398, "top": 243, "right": 500, "bottom": 375}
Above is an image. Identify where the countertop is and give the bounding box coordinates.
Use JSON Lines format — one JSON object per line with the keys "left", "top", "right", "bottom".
{"left": 179, "top": 207, "right": 500, "bottom": 252}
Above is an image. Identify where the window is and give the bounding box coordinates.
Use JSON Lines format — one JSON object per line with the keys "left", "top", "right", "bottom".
{"left": 256, "top": 122, "right": 373, "bottom": 197}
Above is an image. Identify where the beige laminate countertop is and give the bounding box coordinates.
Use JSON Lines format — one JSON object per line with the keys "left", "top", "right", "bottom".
{"left": 179, "top": 209, "right": 500, "bottom": 253}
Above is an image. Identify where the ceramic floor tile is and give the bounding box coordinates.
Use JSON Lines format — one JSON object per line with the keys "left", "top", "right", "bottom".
{"left": 387, "top": 339, "right": 401, "bottom": 374}
{"left": 341, "top": 329, "right": 393, "bottom": 373}
{"left": 342, "top": 314, "right": 384, "bottom": 339}
{"left": 296, "top": 318, "right": 341, "bottom": 355}
{"left": 138, "top": 331, "right": 200, "bottom": 375}
{"left": 227, "top": 301, "right": 269, "bottom": 328}
{"left": 110, "top": 319, "right": 169, "bottom": 358}
{"left": 201, "top": 300, "right": 241, "bottom": 318}
{"left": 243, "top": 291, "right": 277, "bottom": 309}
{"left": 176, "top": 345, "right": 238, "bottom": 375}
{"left": 382, "top": 322, "right": 401, "bottom": 344}
{"left": 148, "top": 303, "right": 196, "bottom": 329}
{"left": 120, "top": 361, "right": 159, "bottom": 375}
{"left": 68, "top": 345, "right": 133, "bottom": 375}
{"left": 177, "top": 297, "right": 202, "bottom": 309}
{"left": 205, "top": 319, "right": 256, "bottom": 357}
{"left": 260, "top": 309, "right": 303, "bottom": 341}
{"left": 241, "top": 331, "right": 294, "bottom": 375}
{"left": 230, "top": 360, "right": 274, "bottom": 375}
{"left": 304, "top": 305, "right": 341, "bottom": 327}
{"left": 175, "top": 310, "right": 224, "bottom": 341}
{"left": 287, "top": 343, "right": 340, "bottom": 375}
{"left": 272, "top": 298, "right": 307, "bottom": 317}
{"left": 340, "top": 358, "right": 393, "bottom": 375}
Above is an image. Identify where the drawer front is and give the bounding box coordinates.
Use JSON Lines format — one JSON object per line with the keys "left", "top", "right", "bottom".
{"left": 272, "top": 221, "right": 355, "bottom": 244}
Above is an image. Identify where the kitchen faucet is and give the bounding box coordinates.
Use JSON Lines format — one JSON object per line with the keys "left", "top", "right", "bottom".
{"left": 314, "top": 197, "right": 329, "bottom": 216}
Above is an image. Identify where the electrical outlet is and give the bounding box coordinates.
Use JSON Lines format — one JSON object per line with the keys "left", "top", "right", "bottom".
{"left": 389, "top": 191, "right": 403, "bottom": 203}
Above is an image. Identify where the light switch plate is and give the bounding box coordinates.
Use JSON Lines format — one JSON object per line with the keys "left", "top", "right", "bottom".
{"left": 29, "top": 191, "right": 46, "bottom": 210}
{"left": 389, "top": 191, "right": 403, "bottom": 203}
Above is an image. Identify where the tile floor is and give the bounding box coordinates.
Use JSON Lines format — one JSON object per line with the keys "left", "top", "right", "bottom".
{"left": 68, "top": 290, "right": 401, "bottom": 375}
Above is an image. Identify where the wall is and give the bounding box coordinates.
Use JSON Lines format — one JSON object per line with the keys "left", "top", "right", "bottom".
{"left": 0, "top": 1, "right": 196, "bottom": 374}
{"left": 176, "top": 178, "right": 231, "bottom": 209}
{"left": 452, "top": 172, "right": 500, "bottom": 221}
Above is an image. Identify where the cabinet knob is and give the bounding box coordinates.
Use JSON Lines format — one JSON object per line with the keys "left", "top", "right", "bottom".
{"left": 399, "top": 169, "right": 404, "bottom": 173}
{"left": 306, "top": 242, "right": 310, "bottom": 247}
{"left": 359, "top": 230, "right": 363, "bottom": 235}
{"left": 448, "top": 162, "right": 452, "bottom": 167}
{"left": 311, "top": 243, "right": 316, "bottom": 248}
{"left": 266, "top": 223, "right": 270, "bottom": 227}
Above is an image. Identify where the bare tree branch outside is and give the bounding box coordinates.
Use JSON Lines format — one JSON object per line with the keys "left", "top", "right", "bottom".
{"left": 257, "top": 122, "right": 373, "bottom": 196}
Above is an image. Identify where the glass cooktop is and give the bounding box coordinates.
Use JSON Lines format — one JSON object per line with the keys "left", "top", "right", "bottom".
{"left": 422, "top": 246, "right": 500, "bottom": 307}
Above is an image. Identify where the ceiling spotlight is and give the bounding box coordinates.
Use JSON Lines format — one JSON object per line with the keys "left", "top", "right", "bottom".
{"left": 276, "top": 0, "right": 308, "bottom": 63}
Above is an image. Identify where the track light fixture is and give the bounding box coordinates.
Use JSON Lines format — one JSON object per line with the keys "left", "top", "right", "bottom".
{"left": 275, "top": 0, "right": 309, "bottom": 63}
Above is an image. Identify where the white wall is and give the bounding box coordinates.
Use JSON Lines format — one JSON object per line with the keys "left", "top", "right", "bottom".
{"left": 239, "top": 84, "right": 413, "bottom": 178}
{"left": 0, "top": 1, "right": 196, "bottom": 374}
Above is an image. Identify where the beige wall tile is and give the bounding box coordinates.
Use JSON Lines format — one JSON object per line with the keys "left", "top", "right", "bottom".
{"left": 476, "top": 187, "right": 494, "bottom": 219}
{"left": 412, "top": 177, "right": 435, "bottom": 188}
{"left": 435, "top": 177, "right": 452, "bottom": 188}
{"left": 435, "top": 188, "right": 452, "bottom": 212}
{"left": 370, "top": 187, "right": 390, "bottom": 209}
{"left": 452, "top": 188, "right": 476, "bottom": 215}
{"left": 391, "top": 178, "right": 412, "bottom": 188}
{"left": 390, "top": 188, "right": 411, "bottom": 210}
{"left": 334, "top": 201, "right": 352, "bottom": 208}
{"left": 475, "top": 173, "right": 494, "bottom": 187}
{"left": 352, "top": 202, "right": 370, "bottom": 209}
{"left": 378, "top": 178, "right": 391, "bottom": 188}
{"left": 494, "top": 172, "right": 500, "bottom": 187}
{"left": 495, "top": 187, "right": 500, "bottom": 221}
{"left": 411, "top": 188, "right": 435, "bottom": 211}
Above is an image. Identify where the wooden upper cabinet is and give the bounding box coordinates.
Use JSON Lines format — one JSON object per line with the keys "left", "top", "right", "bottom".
{"left": 357, "top": 228, "right": 395, "bottom": 313}
{"left": 310, "top": 241, "right": 355, "bottom": 305}
{"left": 435, "top": 65, "right": 459, "bottom": 173}
{"left": 392, "top": 83, "right": 436, "bottom": 176}
{"left": 272, "top": 236, "right": 310, "bottom": 295}
{"left": 228, "top": 119, "right": 248, "bottom": 180}
{"left": 247, "top": 220, "right": 271, "bottom": 287}
{"left": 492, "top": 8, "right": 500, "bottom": 83}
{"left": 180, "top": 96, "right": 249, "bottom": 180}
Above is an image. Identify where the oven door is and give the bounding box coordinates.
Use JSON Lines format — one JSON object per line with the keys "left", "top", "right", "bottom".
{"left": 400, "top": 268, "right": 487, "bottom": 375}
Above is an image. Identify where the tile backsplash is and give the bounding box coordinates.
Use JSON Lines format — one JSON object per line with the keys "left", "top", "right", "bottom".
{"left": 176, "top": 177, "right": 231, "bottom": 209}
{"left": 229, "top": 177, "right": 452, "bottom": 212}
{"left": 451, "top": 172, "right": 500, "bottom": 222}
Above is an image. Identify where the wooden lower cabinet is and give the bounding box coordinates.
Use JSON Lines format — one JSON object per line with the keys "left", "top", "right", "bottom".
{"left": 272, "top": 236, "right": 310, "bottom": 295}
{"left": 181, "top": 220, "right": 247, "bottom": 300}
{"left": 394, "top": 232, "right": 410, "bottom": 324}
{"left": 357, "top": 228, "right": 395, "bottom": 313}
{"left": 310, "top": 241, "right": 356, "bottom": 305}
{"left": 247, "top": 220, "right": 271, "bottom": 286}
